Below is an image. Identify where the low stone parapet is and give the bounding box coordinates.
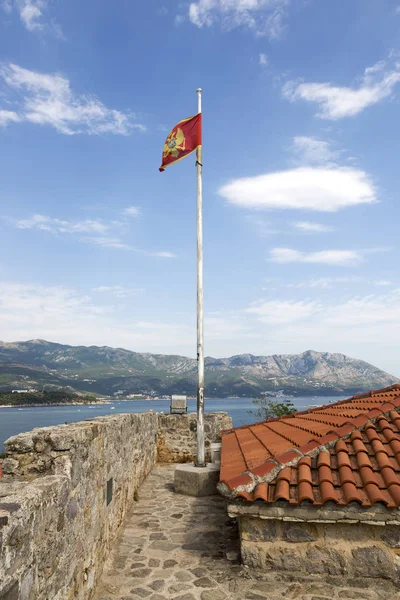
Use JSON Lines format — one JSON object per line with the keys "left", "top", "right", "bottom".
{"left": 229, "top": 501, "right": 400, "bottom": 586}
{"left": 0, "top": 410, "right": 231, "bottom": 600}
{"left": 157, "top": 412, "right": 232, "bottom": 463}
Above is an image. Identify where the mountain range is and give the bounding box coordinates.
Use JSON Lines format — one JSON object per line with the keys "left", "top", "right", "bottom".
{"left": 0, "top": 339, "right": 398, "bottom": 398}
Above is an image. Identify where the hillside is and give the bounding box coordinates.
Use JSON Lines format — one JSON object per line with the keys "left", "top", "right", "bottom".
{"left": 0, "top": 339, "right": 398, "bottom": 397}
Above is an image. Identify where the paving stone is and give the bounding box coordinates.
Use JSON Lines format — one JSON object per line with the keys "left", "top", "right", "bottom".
{"left": 148, "top": 541, "right": 179, "bottom": 551}
{"left": 150, "top": 596, "right": 167, "bottom": 600}
{"left": 164, "top": 559, "right": 178, "bottom": 568}
{"left": 175, "top": 571, "right": 193, "bottom": 582}
{"left": 338, "top": 591, "right": 375, "bottom": 599}
{"left": 201, "top": 590, "right": 227, "bottom": 600}
{"left": 149, "top": 533, "right": 167, "bottom": 541}
{"left": 190, "top": 567, "right": 207, "bottom": 577}
{"left": 148, "top": 559, "right": 160, "bottom": 568}
{"left": 131, "top": 562, "right": 146, "bottom": 569}
{"left": 246, "top": 593, "right": 269, "bottom": 600}
{"left": 129, "top": 568, "right": 152, "bottom": 578}
{"left": 172, "top": 595, "right": 197, "bottom": 600}
{"left": 149, "top": 581, "right": 164, "bottom": 592}
{"left": 194, "top": 577, "right": 216, "bottom": 588}
{"left": 130, "top": 589, "right": 152, "bottom": 598}
{"left": 169, "top": 584, "right": 192, "bottom": 593}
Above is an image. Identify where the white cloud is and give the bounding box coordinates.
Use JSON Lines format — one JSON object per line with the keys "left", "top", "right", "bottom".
{"left": 186, "top": 0, "right": 289, "bottom": 38}
{"left": 94, "top": 286, "right": 143, "bottom": 298}
{"left": 247, "top": 299, "right": 320, "bottom": 324}
{"left": 219, "top": 167, "right": 376, "bottom": 212}
{"left": 0, "top": 63, "right": 144, "bottom": 135}
{"left": 259, "top": 52, "right": 268, "bottom": 66}
{"left": 373, "top": 280, "right": 393, "bottom": 287}
{"left": 0, "top": 109, "right": 20, "bottom": 126}
{"left": 284, "top": 277, "right": 394, "bottom": 289}
{"left": 269, "top": 247, "right": 363, "bottom": 266}
{"left": 283, "top": 58, "right": 400, "bottom": 119}
{"left": 123, "top": 206, "right": 141, "bottom": 217}
{"left": 0, "top": 282, "right": 193, "bottom": 354}
{"left": 294, "top": 221, "right": 334, "bottom": 233}
{"left": 2, "top": 0, "right": 61, "bottom": 35}
{"left": 291, "top": 136, "right": 339, "bottom": 166}
{"left": 8, "top": 213, "right": 176, "bottom": 257}
{"left": 13, "top": 214, "right": 110, "bottom": 234}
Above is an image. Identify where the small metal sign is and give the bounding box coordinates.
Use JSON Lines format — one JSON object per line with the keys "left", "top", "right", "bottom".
{"left": 106, "top": 478, "right": 113, "bottom": 505}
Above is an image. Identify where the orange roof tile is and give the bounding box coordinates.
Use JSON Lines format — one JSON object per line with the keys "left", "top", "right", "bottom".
{"left": 219, "top": 384, "right": 400, "bottom": 508}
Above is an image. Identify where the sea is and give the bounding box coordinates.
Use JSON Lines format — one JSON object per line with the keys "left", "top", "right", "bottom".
{"left": 0, "top": 396, "right": 343, "bottom": 453}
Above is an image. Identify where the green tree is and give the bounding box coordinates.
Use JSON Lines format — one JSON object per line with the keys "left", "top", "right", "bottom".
{"left": 250, "top": 395, "right": 296, "bottom": 421}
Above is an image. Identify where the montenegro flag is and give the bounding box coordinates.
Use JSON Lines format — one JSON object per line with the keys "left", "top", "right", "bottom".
{"left": 159, "top": 114, "right": 202, "bottom": 172}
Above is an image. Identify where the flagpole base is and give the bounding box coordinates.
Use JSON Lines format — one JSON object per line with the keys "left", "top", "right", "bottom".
{"left": 174, "top": 462, "right": 219, "bottom": 497}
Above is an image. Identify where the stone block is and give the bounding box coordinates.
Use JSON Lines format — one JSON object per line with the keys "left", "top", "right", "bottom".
{"left": 174, "top": 463, "right": 220, "bottom": 497}
{"left": 351, "top": 546, "right": 395, "bottom": 579}
{"left": 282, "top": 521, "right": 317, "bottom": 543}
{"left": 0, "top": 581, "right": 19, "bottom": 600}
{"left": 240, "top": 517, "right": 277, "bottom": 542}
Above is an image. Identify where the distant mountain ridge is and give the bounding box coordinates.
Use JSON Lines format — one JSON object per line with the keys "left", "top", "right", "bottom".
{"left": 0, "top": 339, "right": 398, "bottom": 397}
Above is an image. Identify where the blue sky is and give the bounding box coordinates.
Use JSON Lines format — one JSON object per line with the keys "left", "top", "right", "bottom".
{"left": 1, "top": 0, "right": 400, "bottom": 375}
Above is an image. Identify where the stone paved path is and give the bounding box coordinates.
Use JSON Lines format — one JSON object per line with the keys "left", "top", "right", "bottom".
{"left": 93, "top": 465, "right": 400, "bottom": 600}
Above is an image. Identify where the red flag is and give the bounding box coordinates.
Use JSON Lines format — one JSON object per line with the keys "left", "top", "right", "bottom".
{"left": 159, "top": 114, "right": 202, "bottom": 172}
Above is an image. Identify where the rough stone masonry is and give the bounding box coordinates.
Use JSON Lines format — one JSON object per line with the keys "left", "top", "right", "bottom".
{"left": 0, "top": 411, "right": 231, "bottom": 600}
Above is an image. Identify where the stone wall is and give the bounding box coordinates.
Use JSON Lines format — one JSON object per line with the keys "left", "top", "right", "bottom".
{"left": 229, "top": 502, "right": 400, "bottom": 588}
{"left": 0, "top": 411, "right": 230, "bottom": 600}
{"left": 157, "top": 412, "right": 231, "bottom": 463}
{"left": 0, "top": 413, "right": 159, "bottom": 600}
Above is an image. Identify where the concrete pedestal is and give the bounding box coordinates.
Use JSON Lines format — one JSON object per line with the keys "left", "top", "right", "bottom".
{"left": 174, "top": 463, "right": 220, "bottom": 497}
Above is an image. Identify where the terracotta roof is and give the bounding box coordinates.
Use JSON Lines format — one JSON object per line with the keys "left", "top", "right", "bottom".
{"left": 219, "top": 385, "right": 400, "bottom": 508}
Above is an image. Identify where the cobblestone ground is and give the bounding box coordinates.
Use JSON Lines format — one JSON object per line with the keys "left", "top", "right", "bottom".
{"left": 94, "top": 465, "right": 399, "bottom": 600}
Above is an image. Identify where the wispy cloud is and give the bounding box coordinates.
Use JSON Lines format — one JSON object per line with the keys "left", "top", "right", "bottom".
{"left": 0, "top": 109, "right": 20, "bottom": 126}
{"left": 284, "top": 277, "right": 394, "bottom": 289}
{"left": 0, "top": 282, "right": 192, "bottom": 354}
{"left": 269, "top": 247, "right": 363, "bottom": 266}
{"left": 247, "top": 299, "right": 321, "bottom": 324}
{"left": 184, "top": 0, "right": 289, "bottom": 38}
{"left": 219, "top": 167, "right": 376, "bottom": 212}
{"left": 0, "top": 63, "right": 145, "bottom": 135}
{"left": 283, "top": 58, "right": 400, "bottom": 119}
{"left": 8, "top": 213, "right": 176, "bottom": 258}
{"left": 293, "top": 221, "right": 334, "bottom": 233}
{"left": 13, "top": 214, "right": 110, "bottom": 234}
{"left": 259, "top": 52, "right": 269, "bottom": 66}
{"left": 291, "top": 136, "right": 339, "bottom": 166}
{"left": 123, "top": 206, "right": 141, "bottom": 217}
{"left": 94, "top": 285, "right": 143, "bottom": 298}
{"left": 2, "top": 0, "right": 62, "bottom": 36}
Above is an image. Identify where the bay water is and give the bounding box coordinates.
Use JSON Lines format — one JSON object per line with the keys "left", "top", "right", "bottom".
{"left": 0, "top": 396, "right": 343, "bottom": 452}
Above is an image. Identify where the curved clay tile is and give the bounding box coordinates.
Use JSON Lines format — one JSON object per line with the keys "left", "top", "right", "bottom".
{"left": 337, "top": 450, "right": 352, "bottom": 469}
{"left": 351, "top": 438, "right": 369, "bottom": 454}
{"left": 335, "top": 439, "right": 348, "bottom": 453}
{"left": 342, "top": 481, "right": 363, "bottom": 504}
{"left": 318, "top": 464, "right": 334, "bottom": 484}
{"left": 253, "top": 482, "right": 269, "bottom": 502}
{"left": 317, "top": 451, "right": 331, "bottom": 467}
{"left": 380, "top": 466, "right": 400, "bottom": 488}
{"left": 298, "top": 480, "right": 314, "bottom": 503}
{"left": 355, "top": 451, "right": 373, "bottom": 469}
{"left": 388, "top": 483, "right": 400, "bottom": 506}
{"left": 364, "top": 483, "right": 391, "bottom": 506}
{"left": 319, "top": 480, "right": 339, "bottom": 504}
{"left": 359, "top": 465, "right": 378, "bottom": 486}
{"left": 274, "top": 479, "right": 290, "bottom": 502}
{"left": 338, "top": 465, "right": 356, "bottom": 485}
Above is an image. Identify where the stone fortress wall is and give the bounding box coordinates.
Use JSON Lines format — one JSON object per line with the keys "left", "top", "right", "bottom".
{"left": 0, "top": 411, "right": 231, "bottom": 600}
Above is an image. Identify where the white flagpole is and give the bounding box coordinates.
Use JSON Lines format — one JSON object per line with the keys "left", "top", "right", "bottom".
{"left": 196, "top": 88, "right": 205, "bottom": 467}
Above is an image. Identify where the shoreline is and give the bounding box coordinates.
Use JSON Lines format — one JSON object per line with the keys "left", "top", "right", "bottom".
{"left": 0, "top": 401, "right": 111, "bottom": 409}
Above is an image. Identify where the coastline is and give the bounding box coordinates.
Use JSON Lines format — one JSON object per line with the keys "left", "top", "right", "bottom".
{"left": 0, "top": 401, "right": 110, "bottom": 409}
